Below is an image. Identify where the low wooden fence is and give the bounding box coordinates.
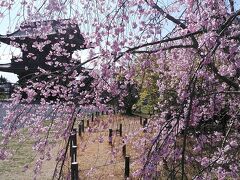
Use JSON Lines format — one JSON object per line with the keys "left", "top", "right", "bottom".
{"left": 58, "top": 111, "right": 156, "bottom": 179}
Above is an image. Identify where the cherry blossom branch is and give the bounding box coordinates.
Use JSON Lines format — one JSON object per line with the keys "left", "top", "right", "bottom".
{"left": 131, "top": 44, "right": 194, "bottom": 54}
{"left": 218, "top": 9, "right": 240, "bottom": 35}
{"left": 144, "top": 0, "right": 199, "bottom": 48}
{"left": 207, "top": 63, "right": 239, "bottom": 90}
{"left": 113, "top": 30, "right": 204, "bottom": 62}
{"left": 181, "top": 81, "right": 196, "bottom": 180}
{"left": 192, "top": 114, "right": 238, "bottom": 178}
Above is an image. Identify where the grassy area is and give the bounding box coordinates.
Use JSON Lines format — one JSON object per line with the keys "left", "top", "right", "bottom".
{"left": 0, "top": 125, "right": 63, "bottom": 180}
{"left": 0, "top": 134, "right": 35, "bottom": 174}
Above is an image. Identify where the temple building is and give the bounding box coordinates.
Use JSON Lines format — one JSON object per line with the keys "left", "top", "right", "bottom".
{"left": 0, "top": 19, "right": 85, "bottom": 85}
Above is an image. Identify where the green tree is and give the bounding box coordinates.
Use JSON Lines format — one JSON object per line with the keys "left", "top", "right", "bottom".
{"left": 0, "top": 75, "right": 7, "bottom": 83}
{"left": 0, "top": 75, "right": 8, "bottom": 99}
{"left": 134, "top": 55, "right": 160, "bottom": 114}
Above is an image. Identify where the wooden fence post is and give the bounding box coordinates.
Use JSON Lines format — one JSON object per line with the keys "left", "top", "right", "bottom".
{"left": 140, "top": 116, "right": 142, "bottom": 125}
{"left": 96, "top": 111, "right": 100, "bottom": 116}
{"left": 70, "top": 134, "right": 73, "bottom": 157}
{"left": 78, "top": 124, "right": 82, "bottom": 137}
{"left": 81, "top": 120, "right": 84, "bottom": 132}
{"left": 71, "top": 145, "right": 77, "bottom": 163}
{"left": 86, "top": 120, "right": 89, "bottom": 127}
{"left": 73, "top": 132, "right": 77, "bottom": 146}
{"left": 109, "top": 129, "right": 113, "bottom": 145}
{"left": 71, "top": 162, "right": 78, "bottom": 180}
{"left": 125, "top": 156, "right": 130, "bottom": 178}
{"left": 119, "top": 123, "right": 122, "bottom": 137}
{"left": 143, "top": 118, "right": 148, "bottom": 133}
{"left": 91, "top": 113, "right": 94, "bottom": 122}
{"left": 122, "top": 144, "right": 126, "bottom": 157}
{"left": 70, "top": 132, "right": 77, "bottom": 156}
{"left": 72, "top": 128, "right": 77, "bottom": 134}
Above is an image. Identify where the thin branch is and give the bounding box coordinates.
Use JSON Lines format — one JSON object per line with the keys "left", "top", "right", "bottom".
{"left": 114, "top": 30, "right": 204, "bottom": 62}
{"left": 229, "top": 0, "right": 235, "bottom": 13}
{"left": 181, "top": 80, "right": 196, "bottom": 180}
{"left": 131, "top": 44, "right": 194, "bottom": 54}
{"left": 218, "top": 9, "right": 240, "bottom": 35}
{"left": 207, "top": 63, "right": 239, "bottom": 90}
{"left": 145, "top": 0, "right": 199, "bottom": 48}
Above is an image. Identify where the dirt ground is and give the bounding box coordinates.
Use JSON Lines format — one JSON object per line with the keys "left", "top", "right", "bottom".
{"left": 62, "top": 114, "right": 144, "bottom": 180}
